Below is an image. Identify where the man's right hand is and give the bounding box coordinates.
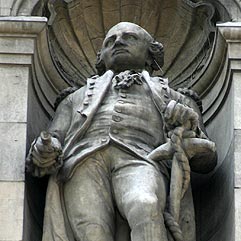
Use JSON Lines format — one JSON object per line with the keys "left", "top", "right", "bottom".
{"left": 26, "top": 131, "right": 63, "bottom": 177}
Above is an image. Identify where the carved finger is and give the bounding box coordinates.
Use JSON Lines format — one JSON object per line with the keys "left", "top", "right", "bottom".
{"left": 182, "top": 130, "right": 196, "bottom": 138}
{"left": 169, "top": 103, "right": 183, "bottom": 125}
{"left": 32, "top": 156, "right": 56, "bottom": 168}
{"left": 32, "top": 145, "right": 57, "bottom": 159}
{"left": 35, "top": 140, "right": 55, "bottom": 154}
{"left": 188, "top": 112, "right": 199, "bottom": 130}
{"left": 178, "top": 106, "right": 191, "bottom": 124}
{"left": 164, "top": 100, "right": 177, "bottom": 122}
{"left": 31, "top": 150, "right": 57, "bottom": 163}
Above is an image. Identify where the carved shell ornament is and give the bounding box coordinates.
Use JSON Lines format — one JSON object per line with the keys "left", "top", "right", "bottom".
{"left": 44, "top": 0, "right": 228, "bottom": 86}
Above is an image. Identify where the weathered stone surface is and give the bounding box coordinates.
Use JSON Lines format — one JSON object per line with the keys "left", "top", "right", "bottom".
{"left": 0, "top": 37, "right": 34, "bottom": 54}
{"left": 0, "top": 66, "right": 28, "bottom": 122}
{"left": 0, "top": 53, "right": 32, "bottom": 65}
{"left": 234, "top": 130, "right": 241, "bottom": 188}
{"left": 235, "top": 188, "right": 241, "bottom": 241}
{"left": 216, "top": 23, "right": 241, "bottom": 241}
{"left": 234, "top": 73, "right": 241, "bottom": 130}
{"left": 0, "top": 16, "right": 47, "bottom": 241}
{"left": 0, "top": 0, "right": 14, "bottom": 16}
{"left": 0, "top": 182, "right": 24, "bottom": 240}
{"left": 0, "top": 123, "right": 26, "bottom": 181}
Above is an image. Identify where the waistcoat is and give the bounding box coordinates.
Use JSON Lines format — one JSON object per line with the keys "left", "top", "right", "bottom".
{"left": 81, "top": 80, "right": 165, "bottom": 155}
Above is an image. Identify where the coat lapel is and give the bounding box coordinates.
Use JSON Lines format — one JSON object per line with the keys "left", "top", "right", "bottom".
{"left": 63, "top": 70, "right": 114, "bottom": 155}
{"left": 78, "top": 70, "right": 114, "bottom": 118}
{"left": 142, "top": 70, "right": 170, "bottom": 113}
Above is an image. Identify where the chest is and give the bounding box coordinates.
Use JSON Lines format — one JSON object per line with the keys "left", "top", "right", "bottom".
{"left": 98, "top": 82, "right": 159, "bottom": 118}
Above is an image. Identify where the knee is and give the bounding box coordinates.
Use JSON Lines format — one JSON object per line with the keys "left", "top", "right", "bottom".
{"left": 123, "top": 194, "right": 163, "bottom": 227}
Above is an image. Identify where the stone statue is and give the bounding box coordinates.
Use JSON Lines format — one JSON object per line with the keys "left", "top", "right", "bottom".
{"left": 26, "top": 22, "right": 217, "bottom": 241}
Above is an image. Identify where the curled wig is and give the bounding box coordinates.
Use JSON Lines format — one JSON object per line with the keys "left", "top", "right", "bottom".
{"left": 148, "top": 41, "right": 164, "bottom": 72}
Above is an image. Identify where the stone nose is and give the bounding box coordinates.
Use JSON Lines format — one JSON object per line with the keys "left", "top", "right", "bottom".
{"left": 113, "top": 36, "right": 126, "bottom": 47}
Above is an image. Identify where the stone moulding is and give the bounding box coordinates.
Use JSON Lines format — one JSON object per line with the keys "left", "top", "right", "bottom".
{"left": 0, "top": 16, "right": 47, "bottom": 36}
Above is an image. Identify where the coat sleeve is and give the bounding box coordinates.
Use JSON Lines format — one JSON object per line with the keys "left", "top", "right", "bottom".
{"left": 168, "top": 88, "right": 207, "bottom": 137}
{"left": 48, "top": 85, "right": 87, "bottom": 145}
{"left": 48, "top": 95, "right": 72, "bottom": 145}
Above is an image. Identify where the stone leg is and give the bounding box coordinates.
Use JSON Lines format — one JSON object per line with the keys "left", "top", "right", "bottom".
{"left": 63, "top": 151, "right": 115, "bottom": 241}
{"left": 111, "top": 151, "right": 168, "bottom": 241}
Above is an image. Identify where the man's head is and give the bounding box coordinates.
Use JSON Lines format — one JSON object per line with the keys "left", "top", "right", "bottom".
{"left": 96, "top": 22, "right": 164, "bottom": 75}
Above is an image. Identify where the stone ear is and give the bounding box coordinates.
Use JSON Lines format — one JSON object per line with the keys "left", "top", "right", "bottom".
{"left": 95, "top": 50, "right": 106, "bottom": 75}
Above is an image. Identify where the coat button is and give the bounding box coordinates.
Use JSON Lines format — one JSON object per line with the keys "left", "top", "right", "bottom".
{"left": 114, "top": 107, "right": 122, "bottom": 113}
{"left": 163, "top": 86, "right": 167, "bottom": 90}
{"left": 120, "top": 93, "right": 127, "bottom": 98}
{"left": 164, "top": 94, "right": 169, "bottom": 99}
{"left": 101, "top": 138, "right": 107, "bottom": 143}
{"left": 112, "top": 115, "right": 122, "bottom": 122}
{"left": 112, "top": 129, "right": 119, "bottom": 134}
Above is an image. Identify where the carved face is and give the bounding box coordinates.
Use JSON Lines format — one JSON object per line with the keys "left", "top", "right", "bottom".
{"left": 100, "top": 22, "right": 153, "bottom": 73}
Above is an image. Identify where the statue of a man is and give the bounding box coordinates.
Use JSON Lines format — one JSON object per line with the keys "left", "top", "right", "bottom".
{"left": 27, "top": 22, "right": 217, "bottom": 241}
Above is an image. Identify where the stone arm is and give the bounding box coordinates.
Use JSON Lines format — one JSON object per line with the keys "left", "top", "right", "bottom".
{"left": 48, "top": 94, "right": 74, "bottom": 144}
{"left": 178, "top": 91, "right": 217, "bottom": 173}
{"left": 26, "top": 95, "right": 73, "bottom": 177}
{"left": 148, "top": 89, "right": 217, "bottom": 174}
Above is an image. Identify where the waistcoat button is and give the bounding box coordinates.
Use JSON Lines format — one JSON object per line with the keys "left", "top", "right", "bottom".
{"left": 120, "top": 93, "right": 127, "bottom": 98}
{"left": 112, "top": 115, "right": 122, "bottom": 122}
{"left": 112, "top": 129, "right": 119, "bottom": 134}
{"left": 101, "top": 138, "right": 107, "bottom": 143}
{"left": 114, "top": 107, "right": 122, "bottom": 113}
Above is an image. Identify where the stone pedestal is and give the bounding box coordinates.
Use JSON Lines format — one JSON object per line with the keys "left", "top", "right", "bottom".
{"left": 0, "top": 16, "right": 46, "bottom": 241}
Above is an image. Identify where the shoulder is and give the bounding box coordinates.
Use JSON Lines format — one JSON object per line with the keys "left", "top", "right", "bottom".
{"left": 149, "top": 75, "right": 203, "bottom": 113}
{"left": 54, "top": 86, "right": 78, "bottom": 110}
{"left": 150, "top": 76, "right": 169, "bottom": 86}
{"left": 176, "top": 88, "right": 203, "bottom": 113}
{"left": 148, "top": 76, "right": 170, "bottom": 93}
{"left": 53, "top": 74, "right": 102, "bottom": 110}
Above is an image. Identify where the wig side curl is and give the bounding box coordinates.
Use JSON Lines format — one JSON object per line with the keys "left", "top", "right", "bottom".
{"left": 148, "top": 41, "right": 164, "bottom": 71}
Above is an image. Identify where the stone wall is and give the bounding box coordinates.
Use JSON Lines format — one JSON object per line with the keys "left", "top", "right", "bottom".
{"left": 0, "top": 16, "right": 46, "bottom": 241}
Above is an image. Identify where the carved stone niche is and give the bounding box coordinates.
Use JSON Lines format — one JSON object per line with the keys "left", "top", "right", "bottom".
{"left": 22, "top": 0, "right": 241, "bottom": 241}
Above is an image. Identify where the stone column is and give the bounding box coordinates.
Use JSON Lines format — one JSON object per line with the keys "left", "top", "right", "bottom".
{"left": 0, "top": 16, "right": 47, "bottom": 241}
{"left": 217, "top": 22, "right": 241, "bottom": 241}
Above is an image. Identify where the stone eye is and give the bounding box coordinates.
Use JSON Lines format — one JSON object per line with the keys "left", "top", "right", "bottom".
{"left": 123, "top": 34, "right": 137, "bottom": 41}
{"left": 105, "top": 38, "right": 115, "bottom": 47}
